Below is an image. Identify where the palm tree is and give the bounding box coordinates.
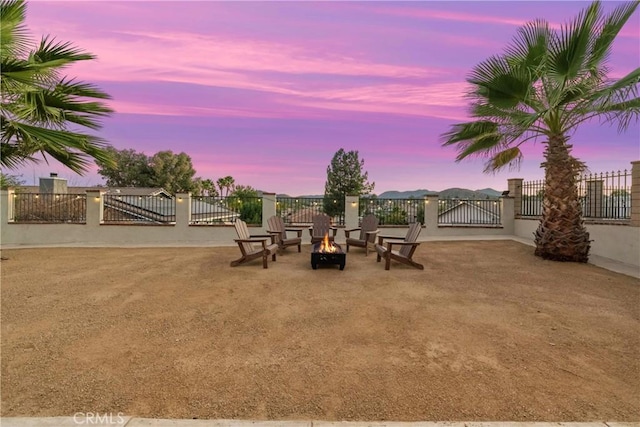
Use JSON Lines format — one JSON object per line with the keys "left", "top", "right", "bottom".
{"left": 1, "top": 0, "right": 114, "bottom": 174}
{"left": 216, "top": 176, "right": 235, "bottom": 198}
{"left": 441, "top": 0, "right": 639, "bottom": 262}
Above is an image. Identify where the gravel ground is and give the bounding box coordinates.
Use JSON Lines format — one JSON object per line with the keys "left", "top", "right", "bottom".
{"left": 1, "top": 240, "right": 639, "bottom": 421}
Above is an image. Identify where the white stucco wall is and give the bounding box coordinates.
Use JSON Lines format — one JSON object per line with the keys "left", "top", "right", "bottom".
{"left": 2, "top": 189, "right": 636, "bottom": 271}
{"left": 515, "top": 218, "right": 640, "bottom": 268}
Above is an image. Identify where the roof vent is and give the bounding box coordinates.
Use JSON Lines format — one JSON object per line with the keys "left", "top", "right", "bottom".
{"left": 50, "top": 172, "right": 58, "bottom": 178}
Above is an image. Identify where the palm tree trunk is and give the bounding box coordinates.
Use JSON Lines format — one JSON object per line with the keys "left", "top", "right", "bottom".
{"left": 534, "top": 135, "right": 590, "bottom": 262}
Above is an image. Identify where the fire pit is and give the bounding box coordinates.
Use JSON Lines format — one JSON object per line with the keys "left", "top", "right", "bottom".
{"left": 311, "top": 234, "right": 346, "bottom": 270}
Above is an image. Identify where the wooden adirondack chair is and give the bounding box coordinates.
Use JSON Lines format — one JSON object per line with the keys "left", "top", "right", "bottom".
{"left": 344, "top": 214, "right": 379, "bottom": 255}
{"left": 267, "top": 215, "right": 303, "bottom": 252}
{"left": 308, "top": 214, "right": 338, "bottom": 244}
{"left": 231, "top": 219, "right": 279, "bottom": 268}
{"left": 375, "top": 222, "right": 424, "bottom": 270}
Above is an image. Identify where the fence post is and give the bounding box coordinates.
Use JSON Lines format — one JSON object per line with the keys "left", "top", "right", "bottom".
{"left": 175, "top": 193, "right": 191, "bottom": 228}
{"left": 345, "top": 195, "right": 359, "bottom": 230}
{"left": 85, "top": 190, "right": 104, "bottom": 227}
{"left": 508, "top": 178, "right": 523, "bottom": 217}
{"left": 631, "top": 161, "right": 640, "bottom": 227}
{"left": 424, "top": 194, "right": 439, "bottom": 234}
{"left": 262, "top": 192, "right": 276, "bottom": 229}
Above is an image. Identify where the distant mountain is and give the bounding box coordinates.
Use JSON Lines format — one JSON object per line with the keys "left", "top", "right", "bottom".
{"left": 476, "top": 188, "right": 503, "bottom": 198}
{"left": 377, "top": 189, "right": 437, "bottom": 198}
{"left": 378, "top": 187, "right": 503, "bottom": 199}
{"left": 280, "top": 188, "right": 503, "bottom": 199}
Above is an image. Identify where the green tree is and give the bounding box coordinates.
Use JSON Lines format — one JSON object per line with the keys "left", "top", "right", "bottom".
{"left": 96, "top": 147, "right": 199, "bottom": 194}
{"left": 441, "top": 1, "right": 639, "bottom": 262}
{"left": 324, "top": 149, "right": 375, "bottom": 218}
{"left": 382, "top": 205, "right": 408, "bottom": 225}
{"left": 1, "top": 0, "right": 114, "bottom": 174}
{"left": 228, "top": 185, "right": 261, "bottom": 224}
{"left": 149, "top": 150, "right": 197, "bottom": 194}
{"left": 97, "top": 147, "right": 154, "bottom": 188}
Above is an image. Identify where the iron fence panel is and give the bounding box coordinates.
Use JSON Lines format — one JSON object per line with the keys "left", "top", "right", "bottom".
{"left": 12, "top": 193, "right": 87, "bottom": 223}
{"left": 437, "top": 198, "right": 501, "bottom": 225}
{"left": 191, "top": 196, "right": 262, "bottom": 225}
{"left": 103, "top": 194, "right": 176, "bottom": 224}
{"left": 359, "top": 198, "right": 423, "bottom": 225}
{"left": 277, "top": 197, "right": 344, "bottom": 226}
{"left": 522, "top": 170, "right": 631, "bottom": 220}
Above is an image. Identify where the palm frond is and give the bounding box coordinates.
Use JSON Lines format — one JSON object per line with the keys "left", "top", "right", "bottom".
{"left": 587, "top": 1, "right": 640, "bottom": 70}
{"left": 504, "top": 19, "right": 550, "bottom": 76}
{"left": 563, "top": 67, "right": 640, "bottom": 130}
{"left": 441, "top": 121, "right": 499, "bottom": 146}
{"left": 56, "top": 78, "right": 112, "bottom": 100}
{"left": 30, "top": 36, "right": 95, "bottom": 65}
{"left": 548, "top": 1, "right": 601, "bottom": 82}
{"left": 483, "top": 147, "right": 523, "bottom": 173}
{"left": 0, "top": 143, "right": 39, "bottom": 169}
{"left": 468, "top": 56, "right": 533, "bottom": 109}
{"left": 2, "top": 120, "right": 115, "bottom": 173}
{"left": 0, "top": 0, "right": 31, "bottom": 60}
{"left": 0, "top": 58, "right": 37, "bottom": 89}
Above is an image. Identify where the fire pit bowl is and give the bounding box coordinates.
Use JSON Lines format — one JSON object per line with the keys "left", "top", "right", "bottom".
{"left": 311, "top": 241, "right": 346, "bottom": 270}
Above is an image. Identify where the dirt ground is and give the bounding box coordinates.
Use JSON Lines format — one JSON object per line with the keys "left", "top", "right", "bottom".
{"left": 1, "top": 240, "right": 639, "bottom": 421}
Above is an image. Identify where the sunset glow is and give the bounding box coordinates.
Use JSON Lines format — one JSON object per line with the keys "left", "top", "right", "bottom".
{"left": 15, "top": 1, "right": 640, "bottom": 195}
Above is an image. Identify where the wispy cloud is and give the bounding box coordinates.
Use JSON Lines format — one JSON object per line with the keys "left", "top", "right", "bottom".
{"left": 370, "top": 6, "right": 528, "bottom": 27}
{"left": 107, "top": 100, "right": 315, "bottom": 119}
{"left": 47, "top": 29, "right": 441, "bottom": 83}
{"left": 366, "top": 3, "right": 639, "bottom": 39}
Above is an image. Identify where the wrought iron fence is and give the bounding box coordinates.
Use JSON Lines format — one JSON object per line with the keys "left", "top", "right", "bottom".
{"left": 191, "top": 196, "right": 262, "bottom": 225}
{"left": 359, "top": 198, "right": 424, "bottom": 225}
{"left": 276, "top": 197, "right": 344, "bottom": 226}
{"left": 437, "top": 199, "right": 501, "bottom": 225}
{"left": 521, "top": 169, "right": 631, "bottom": 220}
{"left": 521, "top": 179, "right": 544, "bottom": 217}
{"left": 12, "top": 193, "right": 87, "bottom": 223}
{"left": 103, "top": 193, "right": 176, "bottom": 224}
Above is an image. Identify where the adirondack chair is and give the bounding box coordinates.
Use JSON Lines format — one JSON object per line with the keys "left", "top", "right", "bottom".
{"left": 344, "top": 214, "right": 379, "bottom": 255}
{"left": 375, "top": 222, "right": 424, "bottom": 270}
{"left": 267, "top": 215, "right": 303, "bottom": 252}
{"left": 231, "top": 219, "right": 279, "bottom": 268}
{"left": 308, "top": 214, "right": 338, "bottom": 244}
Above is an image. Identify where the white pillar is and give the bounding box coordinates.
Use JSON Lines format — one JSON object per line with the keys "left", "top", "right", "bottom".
{"left": 345, "top": 195, "right": 359, "bottom": 230}
{"left": 501, "top": 196, "right": 515, "bottom": 234}
{"left": 262, "top": 192, "right": 276, "bottom": 229}
{"left": 424, "top": 194, "right": 439, "bottom": 235}
{"left": 1, "top": 189, "right": 15, "bottom": 224}
{"left": 175, "top": 192, "right": 191, "bottom": 228}
{"left": 85, "top": 190, "right": 104, "bottom": 227}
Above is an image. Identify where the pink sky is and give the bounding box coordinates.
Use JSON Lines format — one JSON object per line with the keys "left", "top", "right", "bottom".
{"left": 14, "top": 1, "right": 640, "bottom": 195}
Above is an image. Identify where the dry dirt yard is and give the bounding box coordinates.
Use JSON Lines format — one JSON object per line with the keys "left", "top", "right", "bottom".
{"left": 1, "top": 240, "right": 639, "bottom": 421}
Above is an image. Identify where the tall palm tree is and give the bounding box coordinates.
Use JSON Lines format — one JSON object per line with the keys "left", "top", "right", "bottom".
{"left": 1, "top": 0, "right": 114, "bottom": 174}
{"left": 216, "top": 176, "right": 235, "bottom": 198}
{"left": 441, "top": 0, "right": 639, "bottom": 262}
